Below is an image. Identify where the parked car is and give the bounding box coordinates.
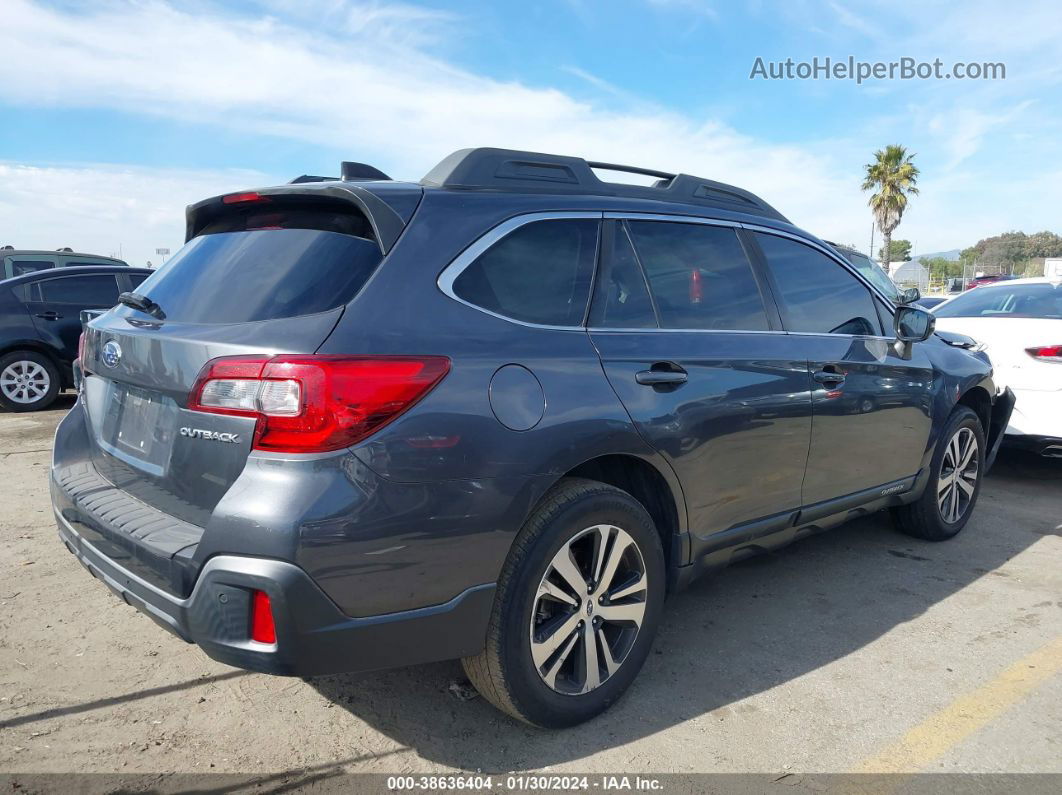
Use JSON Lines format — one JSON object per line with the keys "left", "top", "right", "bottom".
{"left": 914, "top": 296, "right": 948, "bottom": 310}
{"left": 966, "top": 273, "right": 1016, "bottom": 290}
{"left": 1, "top": 247, "right": 128, "bottom": 280}
{"left": 1, "top": 266, "right": 151, "bottom": 411}
{"left": 932, "top": 277, "right": 1062, "bottom": 457}
{"left": 53, "top": 148, "right": 1013, "bottom": 728}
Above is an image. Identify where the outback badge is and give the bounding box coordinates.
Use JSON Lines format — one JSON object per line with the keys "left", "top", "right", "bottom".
{"left": 179, "top": 427, "right": 240, "bottom": 443}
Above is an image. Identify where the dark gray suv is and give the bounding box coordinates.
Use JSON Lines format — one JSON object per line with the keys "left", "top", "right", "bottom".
{"left": 51, "top": 148, "right": 1013, "bottom": 727}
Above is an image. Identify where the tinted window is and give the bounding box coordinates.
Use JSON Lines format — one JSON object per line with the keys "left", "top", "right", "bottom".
{"left": 837, "top": 249, "right": 901, "bottom": 302}
{"left": 627, "top": 221, "right": 769, "bottom": 330}
{"left": 934, "top": 283, "right": 1062, "bottom": 319}
{"left": 37, "top": 275, "right": 120, "bottom": 306}
{"left": 756, "top": 234, "right": 881, "bottom": 335}
{"left": 131, "top": 227, "right": 382, "bottom": 324}
{"left": 128, "top": 273, "right": 149, "bottom": 289}
{"left": 11, "top": 260, "right": 56, "bottom": 276}
{"left": 452, "top": 219, "right": 598, "bottom": 326}
{"left": 589, "top": 224, "right": 656, "bottom": 328}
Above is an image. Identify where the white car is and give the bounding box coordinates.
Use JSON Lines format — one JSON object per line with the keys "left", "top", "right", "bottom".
{"left": 932, "top": 277, "right": 1062, "bottom": 457}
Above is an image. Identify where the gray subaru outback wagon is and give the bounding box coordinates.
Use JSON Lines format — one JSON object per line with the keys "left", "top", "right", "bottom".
{"left": 52, "top": 148, "right": 1013, "bottom": 727}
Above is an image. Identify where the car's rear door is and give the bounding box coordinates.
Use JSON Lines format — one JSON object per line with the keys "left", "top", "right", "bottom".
{"left": 588, "top": 216, "right": 813, "bottom": 543}
{"left": 27, "top": 272, "right": 121, "bottom": 363}
{"left": 749, "top": 231, "right": 934, "bottom": 506}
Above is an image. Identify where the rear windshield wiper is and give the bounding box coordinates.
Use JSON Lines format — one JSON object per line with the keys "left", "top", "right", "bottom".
{"left": 118, "top": 292, "right": 166, "bottom": 320}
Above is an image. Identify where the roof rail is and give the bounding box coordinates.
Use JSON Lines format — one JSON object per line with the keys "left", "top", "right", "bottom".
{"left": 420, "top": 147, "right": 789, "bottom": 223}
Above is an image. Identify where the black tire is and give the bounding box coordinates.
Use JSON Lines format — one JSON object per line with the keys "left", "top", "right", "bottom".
{"left": 893, "top": 406, "right": 985, "bottom": 541}
{"left": 462, "top": 477, "right": 666, "bottom": 728}
{"left": 0, "top": 350, "right": 61, "bottom": 412}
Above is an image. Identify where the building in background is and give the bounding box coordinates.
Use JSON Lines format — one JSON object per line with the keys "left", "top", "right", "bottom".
{"left": 888, "top": 260, "right": 929, "bottom": 291}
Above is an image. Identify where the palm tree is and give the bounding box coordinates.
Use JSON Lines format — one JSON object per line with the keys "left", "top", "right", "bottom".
{"left": 862, "top": 145, "right": 919, "bottom": 269}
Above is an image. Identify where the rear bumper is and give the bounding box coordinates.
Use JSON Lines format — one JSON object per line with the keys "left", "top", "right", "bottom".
{"left": 1004, "top": 386, "right": 1062, "bottom": 442}
{"left": 55, "top": 509, "right": 494, "bottom": 677}
{"left": 1002, "top": 434, "right": 1062, "bottom": 458}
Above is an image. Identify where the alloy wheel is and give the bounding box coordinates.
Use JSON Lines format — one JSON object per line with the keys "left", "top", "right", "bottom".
{"left": 529, "top": 524, "right": 648, "bottom": 695}
{"left": 0, "top": 360, "right": 51, "bottom": 405}
{"left": 937, "top": 427, "right": 979, "bottom": 524}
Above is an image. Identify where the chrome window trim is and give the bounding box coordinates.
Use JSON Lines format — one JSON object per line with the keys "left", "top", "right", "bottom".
{"left": 436, "top": 209, "right": 902, "bottom": 339}
{"left": 587, "top": 327, "right": 788, "bottom": 336}
{"left": 604, "top": 212, "right": 742, "bottom": 228}
{"left": 436, "top": 211, "right": 603, "bottom": 331}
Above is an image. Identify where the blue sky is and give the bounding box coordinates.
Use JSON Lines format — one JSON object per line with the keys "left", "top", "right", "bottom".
{"left": 2, "top": 0, "right": 1060, "bottom": 266}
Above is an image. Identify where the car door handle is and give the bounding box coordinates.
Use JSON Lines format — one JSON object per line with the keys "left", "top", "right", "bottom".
{"left": 34, "top": 311, "right": 63, "bottom": 320}
{"left": 813, "top": 367, "right": 846, "bottom": 385}
{"left": 636, "top": 367, "right": 688, "bottom": 386}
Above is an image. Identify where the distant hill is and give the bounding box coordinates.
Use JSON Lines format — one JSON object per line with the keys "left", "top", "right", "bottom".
{"left": 913, "top": 249, "right": 961, "bottom": 262}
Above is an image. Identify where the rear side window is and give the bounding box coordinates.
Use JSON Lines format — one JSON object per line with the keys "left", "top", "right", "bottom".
{"left": 131, "top": 210, "right": 382, "bottom": 324}
{"left": 35, "top": 275, "right": 120, "bottom": 306}
{"left": 626, "top": 221, "right": 769, "bottom": 330}
{"left": 755, "top": 233, "right": 882, "bottom": 336}
{"left": 127, "top": 273, "right": 149, "bottom": 289}
{"left": 452, "top": 219, "right": 598, "bottom": 326}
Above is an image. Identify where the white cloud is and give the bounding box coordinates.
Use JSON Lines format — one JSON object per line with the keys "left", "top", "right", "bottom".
{"left": 0, "top": 163, "right": 272, "bottom": 266}
{"left": 0, "top": 0, "right": 1060, "bottom": 263}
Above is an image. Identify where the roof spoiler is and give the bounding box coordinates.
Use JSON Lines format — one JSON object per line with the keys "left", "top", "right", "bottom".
{"left": 289, "top": 161, "right": 392, "bottom": 184}
{"left": 420, "top": 147, "right": 789, "bottom": 223}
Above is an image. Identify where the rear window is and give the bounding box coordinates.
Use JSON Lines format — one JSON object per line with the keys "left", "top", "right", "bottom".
{"left": 131, "top": 214, "right": 382, "bottom": 324}
{"left": 452, "top": 219, "right": 598, "bottom": 327}
{"left": 934, "top": 283, "right": 1062, "bottom": 318}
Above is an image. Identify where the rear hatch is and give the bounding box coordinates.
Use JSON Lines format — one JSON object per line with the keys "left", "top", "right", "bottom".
{"left": 78, "top": 191, "right": 395, "bottom": 528}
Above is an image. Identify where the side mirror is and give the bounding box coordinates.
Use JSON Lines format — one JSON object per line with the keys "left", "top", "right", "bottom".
{"left": 895, "top": 305, "right": 935, "bottom": 343}
{"left": 900, "top": 287, "right": 921, "bottom": 304}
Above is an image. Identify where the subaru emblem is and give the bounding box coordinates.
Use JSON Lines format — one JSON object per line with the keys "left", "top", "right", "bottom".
{"left": 102, "top": 340, "right": 122, "bottom": 368}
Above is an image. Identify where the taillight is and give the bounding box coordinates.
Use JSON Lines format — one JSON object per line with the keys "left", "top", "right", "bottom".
{"left": 222, "top": 191, "right": 267, "bottom": 204}
{"left": 188, "top": 355, "right": 451, "bottom": 453}
{"left": 1026, "top": 345, "right": 1062, "bottom": 362}
{"left": 250, "top": 590, "right": 276, "bottom": 644}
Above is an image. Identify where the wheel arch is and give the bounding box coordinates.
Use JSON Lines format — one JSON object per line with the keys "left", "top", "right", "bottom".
{"left": 956, "top": 384, "right": 992, "bottom": 434}
{"left": 551, "top": 453, "right": 689, "bottom": 588}
{"left": 0, "top": 341, "right": 68, "bottom": 381}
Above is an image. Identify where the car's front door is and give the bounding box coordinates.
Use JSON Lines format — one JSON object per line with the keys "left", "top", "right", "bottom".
{"left": 750, "top": 231, "right": 935, "bottom": 506}
{"left": 588, "top": 217, "right": 814, "bottom": 541}
{"left": 26, "top": 273, "right": 121, "bottom": 363}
